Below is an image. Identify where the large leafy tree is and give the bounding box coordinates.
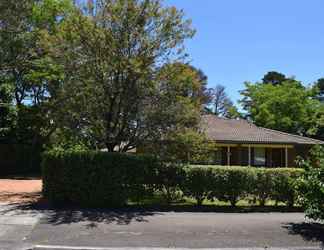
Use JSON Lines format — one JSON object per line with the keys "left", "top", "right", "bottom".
{"left": 240, "top": 80, "right": 324, "bottom": 137}
{"left": 0, "top": 0, "right": 73, "bottom": 147}
{"left": 47, "top": 0, "right": 197, "bottom": 152}
{"left": 262, "top": 71, "right": 287, "bottom": 85}
{"left": 140, "top": 62, "right": 215, "bottom": 162}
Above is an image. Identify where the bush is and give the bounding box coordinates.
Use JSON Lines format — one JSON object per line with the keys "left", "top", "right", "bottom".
{"left": 297, "top": 145, "right": 324, "bottom": 221}
{"left": 42, "top": 149, "right": 159, "bottom": 207}
{"left": 155, "top": 163, "right": 186, "bottom": 204}
{"left": 186, "top": 166, "right": 303, "bottom": 207}
{"left": 0, "top": 143, "right": 42, "bottom": 175}
{"left": 42, "top": 150, "right": 305, "bottom": 208}
{"left": 210, "top": 166, "right": 256, "bottom": 206}
{"left": 182, "top": 166, "right": 214, "bottom": 205}
{"left": 252, "top": 169, "right": 275, "bottom": 206}
{"left": 271, "top": 168, "right": 304, "bottom": 207}
{"left": 253, "top": 168, "right": 304, "bottom": 207}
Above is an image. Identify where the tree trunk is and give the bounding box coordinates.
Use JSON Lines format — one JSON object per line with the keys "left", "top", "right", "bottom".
{"left": 106, "top": 143, "right": 116, "bottom": 152}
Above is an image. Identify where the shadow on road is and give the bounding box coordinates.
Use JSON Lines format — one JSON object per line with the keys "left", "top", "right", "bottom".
{"left": 0, "top": 192, "right": 42, "bottom": 203}
{"left": 0, "top": 202, "right": 160, "bottom": 226}
{"left": 283, "top": 222, "right": 324, "bottom": 244}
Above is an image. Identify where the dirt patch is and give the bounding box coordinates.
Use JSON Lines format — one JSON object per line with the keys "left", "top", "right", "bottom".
{"left": 0, "top": 179, "right": 42, "bottom": 204}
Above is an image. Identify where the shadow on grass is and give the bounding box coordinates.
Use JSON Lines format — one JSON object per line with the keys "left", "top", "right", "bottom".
{"left": 282, "top": 222, "right": 324, "bottom": 244}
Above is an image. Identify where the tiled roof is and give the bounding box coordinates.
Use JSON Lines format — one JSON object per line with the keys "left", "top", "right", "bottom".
{"left": 201, "top": 115, "right": 324, "bottom": 145}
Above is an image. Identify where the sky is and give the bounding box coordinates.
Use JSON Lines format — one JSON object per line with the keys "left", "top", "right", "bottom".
{"left": 165, "top": 0, "right": 324, "bottom": 104}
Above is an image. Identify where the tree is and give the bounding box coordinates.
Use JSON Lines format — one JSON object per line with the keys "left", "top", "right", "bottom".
{"left": 0, "top": 82, "right": 16, "bottom": 141}
{"left": 314, "top": 78, "right": 324, "bottom": 101}
{"left": 0, "top": 0, "right": 73, "bottom": 171}
{"left": 315, "top": 78, "right": 324, "bottom": 95}
{"left": 262, "top": 71, "right": 287, "bottom": 85}
{"left": 240, "top": 80, "right": 324, "bottom": 137}
{"left": 209, "top": 84, "right": 241, "bottom": 119}
{"left": 47, "top": 0, "right": 196, "bottom": 152}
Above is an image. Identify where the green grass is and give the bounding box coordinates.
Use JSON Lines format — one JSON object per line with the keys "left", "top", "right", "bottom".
{"left": 128, "top": 192, "right": 297, "bottom": 208}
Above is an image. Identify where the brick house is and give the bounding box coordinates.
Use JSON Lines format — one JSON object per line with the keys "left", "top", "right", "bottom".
{"left": 201, "top": 115, "right": 324, "bottom": 167}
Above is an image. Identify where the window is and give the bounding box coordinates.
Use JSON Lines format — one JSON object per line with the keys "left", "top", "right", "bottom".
{"left": 254, "top": 148, "right": 266, "bottom": 166}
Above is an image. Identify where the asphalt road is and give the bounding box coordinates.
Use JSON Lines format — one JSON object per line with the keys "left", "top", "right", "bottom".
{"left": 0, "top": 203, "right": 40, "bottom": 250}
{"left": 0, "top": 203, "right": 323, "bottom": 250}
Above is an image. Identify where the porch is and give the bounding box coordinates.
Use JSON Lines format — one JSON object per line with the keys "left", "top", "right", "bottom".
{"left": 213, "top": 144, "right": 297, "bottom": 167}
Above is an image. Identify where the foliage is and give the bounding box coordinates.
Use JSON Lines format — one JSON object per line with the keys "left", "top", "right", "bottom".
{"left": 186, "top": 166, "right": 303, "bottom": 207}
{"left": 0, "top": 0, "right": 73, "bottom": 172}
{"left": 0, "top": 143, "right": 42, "bottom": 175}
{"left": 271, "top": 169, "right": 302, "bottom": 207}
{"left": 240, "top": 80, "right": 324, "bottom": 137}
{"left": 297, "top": 145, "right": 324, "bottom": 221}
{"left": 155, "top": 163, "right": 186, "bottom": 204}
{"left": 252, "top": 169, "right": 275, "bottom": 206}
{"left": 208, "top": 84, "right": 241, "bottom": 119}
{"left": 262, "top": 71, "right": 287, "bottom": 85}
{"left": 253, "top": 168, "right": 304, "bottom": 207}
{"left": 46, "top": 0, "right": 196, "bottom": 152}
{"left": 182, "top": 166, "right": 214, "bottom": 205}
{"left": 42, "top": 150, "right": 160, "bottom": 207}
{"left": 145, "top": 128, "right": 216, "bottom": 164}
{"left": 315, "top": 78, "right": 324, "bottom": 98}
{"left": 210, "top": 166, "right": 256, "bottom": 206}
{"left": 43, "top": 151, "right": 304, "bottom": 207}
{"left": 0, "top": 82, "right": 16, "bottom": 141}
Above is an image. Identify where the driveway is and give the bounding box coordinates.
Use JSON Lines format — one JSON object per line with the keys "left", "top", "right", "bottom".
{"left": 0, "top": 178, "right": 42, "bottom": 249}
{"left": 0, "top": 178, "right": 42, "bottom": 203}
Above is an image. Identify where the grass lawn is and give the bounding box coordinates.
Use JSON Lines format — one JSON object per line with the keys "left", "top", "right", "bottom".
{"left": 127, "top": 192, "right": 302, "bottom": 212}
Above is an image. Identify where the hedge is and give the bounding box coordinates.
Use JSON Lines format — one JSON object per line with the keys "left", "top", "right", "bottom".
{"left": 42, "top": 151, "right": 305, "bottom": 207}
{"left": 0, "top": 144, "right": 42, "bottom": 175}
{"left": 185, "top": 166, "right": 305, "bottom": 206}
{"left": 42, "top": 150, "right": 160, "bottom": 207}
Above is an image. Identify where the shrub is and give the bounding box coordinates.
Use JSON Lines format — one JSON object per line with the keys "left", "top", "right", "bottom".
{"left": 252, "top": 169, "right": 275, "bottom": 206}
{"left": 181, "top": 166, "right": 214, "bottom": 205}
{"left": 155, "top": 163, "right": 186, "bottom": 204}
{"left": 186, "top": 165, "right": 303, "bottom": 207}
{"left": 297, "top": 145, "right": 324, "bottom": 221}
{"left": 43, "top": 149, "right": 305, "bottom": 208}
{"left": 42, "top": 149, "right": 159, "bottom": 207}
{"left": 271, "top": 168, "right": 304, "bottom": 207}
{"left": 211, "top": 166, "right": 256, "bottom": 207}
{"left": 252, "top": 168, "right": 304, "bottom": 207}
{"left": 0, "top": 143, "right": 42, "bottom": 175}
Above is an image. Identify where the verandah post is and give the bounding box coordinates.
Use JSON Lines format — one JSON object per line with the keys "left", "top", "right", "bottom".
{"left": 285, "top": 146, "right": 288, "bottom": 167}
{"left": 248, "top": 145, "right": 251, "bottom": 166}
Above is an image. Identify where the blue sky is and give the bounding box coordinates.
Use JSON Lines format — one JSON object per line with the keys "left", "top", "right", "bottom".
{"left": 165, "top": 0, "right": 324, "bottom": 104}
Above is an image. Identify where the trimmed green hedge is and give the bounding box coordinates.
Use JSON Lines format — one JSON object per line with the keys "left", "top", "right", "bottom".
{"left": 185, "top": 166, "right": 304, "bottom": 206}
{"left": 42, "top": 151, "right": 305, "bottom": 207}
{"left": 0, "top": 144, "right": 42, "bottom": 175}
{"left": 42, "top": 150, "right": 159, "bottom": 207}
